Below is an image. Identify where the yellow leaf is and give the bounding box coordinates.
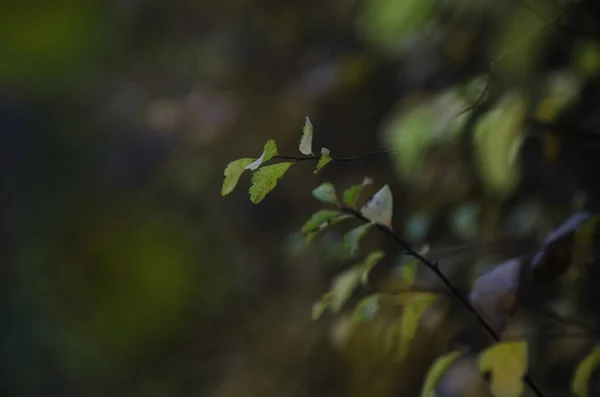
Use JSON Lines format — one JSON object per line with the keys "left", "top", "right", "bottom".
{"left": 571, "top": 345, "right": 600, "bottom": 397}
{"left": 399, "top": 293, "right": 439, "bottom": 358}
{"left": 478, "top": 341, "right": 528, "bottom": 397}
{"left": 569, "top": 215, "right": 600, "bottom": 282}
{"left": 421, "top": 351, "right": 464, "bottom": 397}
{"left": 401, "top": 259, "right": 418, "bottom": 286}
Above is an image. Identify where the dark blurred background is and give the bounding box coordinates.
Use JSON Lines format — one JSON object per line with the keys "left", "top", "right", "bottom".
{"left": 3, "top": 1, "right": 600, "bottom": 396}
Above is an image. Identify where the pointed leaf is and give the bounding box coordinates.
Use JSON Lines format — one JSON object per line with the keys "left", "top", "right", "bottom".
{"left": 343, "top": 177, "right": 373, "bottom": 208}
{"left": 343, "top": 223, "right": 373, "bottom": 258}
{"left": 360, "top": 250, "right": 386, "bottom": 285}
{"left": 478, "top": 341, "right": 528, "bottom": 397}
{"left": 353, "top": 294, "right": 380, "bottom": 323}
{"left": 245, "top": 139, "right": 278, "bottom": 171}
{"left": 330, "top": 267, "right": 363, "bottom": 312}
{"left": 315, "top": 147, "right": 333, "bottom": 173}
{"left": 571, "top": 345, "right": 600, "bottom": 397}
{"left": 401, "top": 293, "right": 439, "bottom": 349}
{"left": 361, "top": 184, "right": 393, "bottom": 229}
{"left": 300, "top": 116, "right": 314, "bottom": 155}
{"left": 421, "top": 351, "right": 464, "bottom": 397}
{"left": 221, "top": 158, "right": 254, "bottom": 196}
{"left": 312, "top": 182, "right": 338, "bottom": 205}
{"left": 249, "top": 162, "right": 293, "bottom": 203}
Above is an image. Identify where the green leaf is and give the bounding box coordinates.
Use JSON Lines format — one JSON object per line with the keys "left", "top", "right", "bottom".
{"left": 361, "top": 184, "right": 393, "bottom": 229}
{"left": 330, "top": 267, "right": 363, "bottom": 312}
{"left": 343, "top": 223, "right": 373, "bottom": 258}
{"left": 421, "top": 351, "right": 464, "bottom": 397}
{"left": 478, "top": 341, "right": 528, "bottom": 397}
{"left": 301, "top": 210, "right": 342, "bottom": 235}
{"left": 360, "top": 250, "right": 386, "bottom": 285}
{"left": 473, "top": 93, "right": 526, "bottom": 197}
{"left": 249, "top": 162, "right": 293, "bottom": 203}
{"left": 245, "top": 139, "right": 279, "bottom": 171}
{"left": 343, "top": 177, "right": 373, "bottom": 208}
{"left": 300, "top": 116, "right": 314, "bottom": 155}
{"left": 221, "top": 158, "right": 254, "bottom": 196}
{"left": 353, "top": 294, "right": 380, "bottom": 323}
{"left": 315, "top": 147, "right": 332, "bottom": 173}
{"left": 312, "top": 293, "right": 331, "bottom": 320}
{"left": 571, "top": 345, "right": 600, "bottom": 397}
{"left": 312, "top": 182, "right": 338, "bottom": 205}
{"left": 400, "top": 293, "right": 439, "bottom": 352}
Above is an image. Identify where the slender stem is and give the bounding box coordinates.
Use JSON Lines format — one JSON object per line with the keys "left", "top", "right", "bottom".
{"left": 274, "top": 149, "right": 393, "bottom": 163}
{"left": 339, "top": 207, "right": 546, "bottom": 397}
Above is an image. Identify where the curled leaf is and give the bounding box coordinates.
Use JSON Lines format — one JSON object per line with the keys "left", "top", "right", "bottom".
{"left": 361, "top": 184, "right": 393, "bottom": 229}
{"left": 301, "top": 210, "right": 351, "bottom": 243}
{"left": 312, "top": 182, "right": 338, "bottom": 205}
{"left": 249, "top": 162, "right": 293, "bottom": 203}
{"left": 343, "top": 223, "right": 373, "bottom": 258}
{"left": 478, "top": 341, "right": 528, "bottom": 397}
{"left": 421, "top": 351, "right": 464, "bottom": 397}
{"left": 221, "top": 158, "right": 254, "bottom": 196}
{"left": 300, "top": 116, "right": 314, "bottom": 155}
{"left": 315, "top": 147, "right": 332, "bottom": 173}
{"left": 245, "top": 139, "right": 278, "bottom": 171}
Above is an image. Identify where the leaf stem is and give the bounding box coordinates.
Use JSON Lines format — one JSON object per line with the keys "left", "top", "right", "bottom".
{"left": 339, "top": 207, "right": 547, "bottom": 397}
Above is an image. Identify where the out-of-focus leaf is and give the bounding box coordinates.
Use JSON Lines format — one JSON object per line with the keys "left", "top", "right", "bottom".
{"left": 400, "top": 259, "right": 418, "bottom": 286}
{"left": 221, "top": 158, "right": 253, "bottom": 196}
{"left": 315, "top": 147, "right": 333, "bottom": 173}
{"left": 535, "top": 71, "right": 580, "bottom": 123}
{"left": 343, "top": 223, "right": 373, "bottom": 258}
{"left": 300, "top": 116, "right": 314, "bottom": 155}
{"left": 385, "top": 88, "right": 469, "bottom": 182}
{"left": 400, "top": 293, "right": 439, "bottom": 356}
{"left": 245, "top": 139, "right": 278, "bottom": 171}
{"left": 312, "top": 182, "right": 338, "bottom": 205}
{"left": 248, "top": 162, "right": 293, "bottom": 203}
{"left": 353, "top": 294, "right": 380, "bottom": 323}
{"left": 343, "top": 177, "right": 373, "bottom": 208}
{"left": 569, "top": 215, "right": 600, "bottom": 282}
{"left": 312, "top": 293, "right": 331, "bottom": 320}
{"left": 421, "top": 351, "right": 464, "bottom": 397}
{"left": 574, "top": 40, "right": 600, "bottom": 78}
{"left": 571, "top": 345, "right": 600, "bottom": 397}
{"left": 361, "top": 184, "right": 393, "bottom": 229}
{"left": 357, "top": 0, "right": 436, "bottom": 55}
{"left": 330, "top": 267, "right": 363, "bottom": 312}
{"left": 478, "top": 341, "right": 528, "bottom": 397}
{"left": 473, "top": 92, "right": 527, "bottom": 197}
{"left": 470, "top": 258, "right": 521, "bottom": 332}
{"left": 360, "top": 250, "right": 386, "bottom": 285}
{"left": 530, "top": 212, "right": 591, "bottom": 282}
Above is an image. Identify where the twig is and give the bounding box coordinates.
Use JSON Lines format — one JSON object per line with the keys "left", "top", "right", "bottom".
{"left": 339, "top": 206, "right": 547, "bottom": 397}
{"left": 274, "top": 149, "right": 393, "bottom": 163}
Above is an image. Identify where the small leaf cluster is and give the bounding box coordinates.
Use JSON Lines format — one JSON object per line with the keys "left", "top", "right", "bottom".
{"left": 221, "top": 117, "right": 335, "bottom": 203}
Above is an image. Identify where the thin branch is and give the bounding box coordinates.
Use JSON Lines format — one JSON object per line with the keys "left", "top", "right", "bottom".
{"left": 274, "top": 149, "right": 393, "bottom": 163}
{"left": 339, "top": 207, "right": 547, "bottom": 397}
